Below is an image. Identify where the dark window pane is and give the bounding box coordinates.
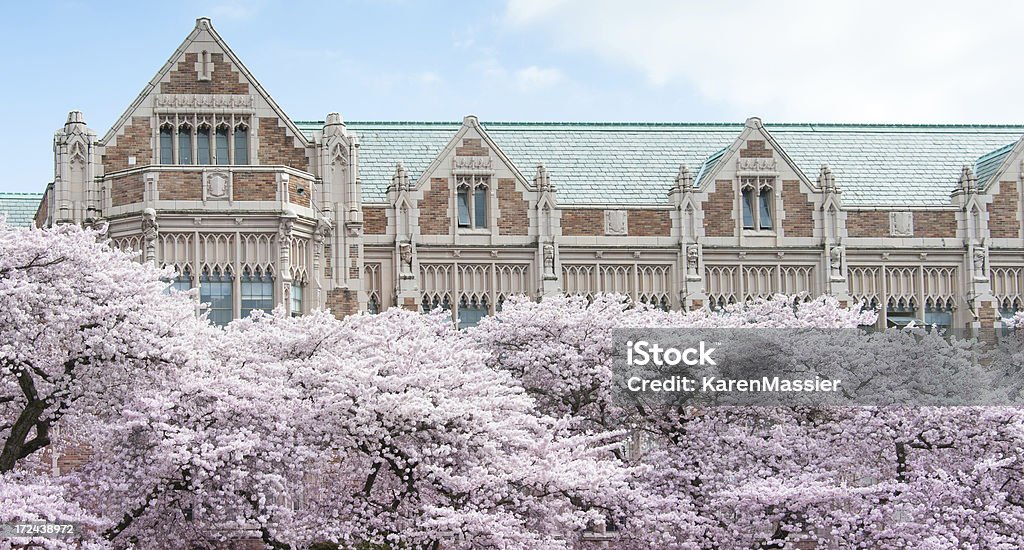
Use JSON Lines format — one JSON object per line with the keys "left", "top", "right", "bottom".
{"left": 234, "top": 127, "right": 248, "bottom": 164}
{"left": 290, "top": 283, "right": 302, "bottom": 317}
{"left": 178, "top": 129, "right": 192, "bottom": 165}
{"left": 458, "top": 296, "right": 487, "bottom": 329}
{"left": 200, "top": 269, "right": 233, "bottom": 326}
{"left": 457, "top": 188, "right": 471, "bottom": 227}
{"left": 741, "top": 188, "right": 755, "bottom": 229}
{"left": 241, "top": 270, "right": 273, "bottom": 317}
{"left": 197, "top": 127, "right": 211, "bottom": 165}
{"left": 159, "top": 128, "right": 173, "bottom": 164}
{"left": 216, "top": 127, "right": 230, "bottom": 165}
{"left": 474, "top": 186, "right": 487, "bottom": 228}
{"left": 759, "top": 187, "right": 773, "bottom": 229}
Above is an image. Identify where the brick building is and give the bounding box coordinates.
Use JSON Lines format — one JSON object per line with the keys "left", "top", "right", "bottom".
{"left": 33, "top": 18, "right": 1024, "bottom": 331}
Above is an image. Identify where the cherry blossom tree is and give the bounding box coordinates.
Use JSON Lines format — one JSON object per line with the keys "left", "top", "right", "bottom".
{"left": 73, "top": 309, "right": 641, "bottom": 549}
{"left": 470, "top": 294, "right": 1024, "bottom": 548}
{"left": 0, "top": 221, "right": 205, "bottom": 474}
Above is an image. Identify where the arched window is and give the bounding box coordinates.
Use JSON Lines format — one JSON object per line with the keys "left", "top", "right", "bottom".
{"left": 758, "top": 186, "right": 773, "bottom": 229}
{"left": 741, "top": 187, "right": 755, "bottom": 229}
{"left": 457, "top": 183, "right": 471, "bottom": 227}
{"left": 216, "top": 125, "right": 230, "bottom": 165}
{"left": 240, "top": 267, "right": 273, "bottom": 317}
{"left": 457, "top": 294, "right": 488, "bottom": 328}
{"left": 473, "top": 183, "right": 487, "bottom": 228}
{"left": 197, "top": 125, "right": 211, "bottom": 165}
{"left": 234, "top": 124, "right": 249, "bottom": 165}
{"left": 178, "top": 124, "right": 193, "bottom": 165}
{"left": 455, "top": 175, "right": 490, "bottom": 229}
{"left": 200, "top": 267, "right": 233, "bottom": 326}
{"left": 740, "top": 177, "right": 774, "bottom": 231}
{"left": 159, "top": 125, "right": 174, "bottom": 164}
{"left": 171, "top": 266, "right": 192, "bottom": 292}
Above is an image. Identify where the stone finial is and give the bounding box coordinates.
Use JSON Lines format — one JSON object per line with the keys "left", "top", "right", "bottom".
{"left": 818, "top": 164, "right": 837, "bottom": 192}
{"left": 744, "top": 116, "right": 763, "bottom": 129}
{"left": 534, "top": 163, "right": 553, "bottom": 192}
{"left": 325, "top": 112, "right": 344, "bottom": 126}
{"left": 196, "top": 17, "right": 212, "bottom": 29}
{"left": 959, "top": 165, "right": 977, "bottom": 194}
{"left": 675, "top": 164, "right": 693, "bottom": 192}
{"left": 463, "top": 114, "right": 479, "bottom": 126}
{"left": 392, "top": 161, "right": 411, "bottom": 192}
{"left": 66, "top": 110, "right": 85, "bottom": 125}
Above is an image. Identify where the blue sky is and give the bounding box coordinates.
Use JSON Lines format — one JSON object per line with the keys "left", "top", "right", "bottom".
{"left": 3, "top": 0, "right": 1023, "bottom": 193}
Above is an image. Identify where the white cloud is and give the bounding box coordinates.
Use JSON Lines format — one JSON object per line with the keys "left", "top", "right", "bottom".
{"left": 504, "top": 0, "right": 1024, "bottom": 122}
{"left": 515, "top": 66, "right": 565, "bottom": 90}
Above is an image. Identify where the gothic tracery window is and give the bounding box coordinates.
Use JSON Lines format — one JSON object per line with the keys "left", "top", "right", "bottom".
{"left": 159, "top": 124, "right": 174, "bottom": 164}
{"left": 455, "top": 175, "right": 488, "bottom": 229}
{"left": 178, "top": 123, "right": 193, "bottom": 165}
{"left": 241, "top": 267, "right": 273, "bottom": 317}
{"left": 741, "top": 177, "right": 774, "bottom": 230}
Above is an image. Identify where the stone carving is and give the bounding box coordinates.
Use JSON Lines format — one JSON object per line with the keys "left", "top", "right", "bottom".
{"left": 534, "top": 163, "right": 553, "bottom": 192}
{"left": 675, "top": 164, "right": 693, "bottom": 193}
{"left": 604, "top": 210, "right": 628, "bottom": 236}
{"left": 958, "top": 165, "right": 978, "bottom": 195}
{"left": 141, "top": 208, "right": 159, "bottom": 264}
{"left": 452, "top": 156, "right": 493, "bottom": 171}
{"left": 392, "top": 162, "right": 411, "bottom": 192}
{"left": 154, "top": 94, "right": 256, "bottom": 112}
{"left": 818, "top": 164, "right": 837, "bottom": 192}
{"left": 737, "top": 157, "right": 777, "bottom": 172}
{"left": 686, "top": 244, "right": 700, "bottom": 280}
{"left": 204, "top": 171, "right": 230, "bottom": 200}
{"left": 829, "top": 245, "right": 844, "bottom": 280}
{"left": 543, "top": 244, "right": 556, "bottom": 279}
{"left": 973, "top": 246, "right": 987, "bottom": 280}
{"left": 890, "top": 211, "right": 913, "bottom": 237}
{"left": 399, "top": 242, "right": 414, "bottom": 279}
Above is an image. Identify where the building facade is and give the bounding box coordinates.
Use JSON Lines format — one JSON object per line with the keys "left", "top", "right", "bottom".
{"left": 33, "top": 18, "right": 1024, "bottom": 331}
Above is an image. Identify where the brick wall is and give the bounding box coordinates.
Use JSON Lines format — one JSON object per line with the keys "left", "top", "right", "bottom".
{"left": 990, "top": 182, "right": 1020, "bottom": 238}
{"left": 326, "top": 288, "right": 359, "bottom": 319}
{"left": 913, "top": 210, "right": 957, "bottom": 238}
{"left": 160, "top": 52, "right": 249, "bottom": 95}
{"left": 740, "top": 140, "right": 773, "bottom": 158}
{"left": 258, "top": 118, "right": 309, "bottom": 171}
{"left": 103, "top": 116, "right": 152, "bottom": 174}
{"left": 496, "top": 178, "right": 529, "bottom": 235}
{"left": 348, "top": 245, "right": 359, "bottom": 279}
{"left": 562, "top": 209, "right": 603, "bottom": 236}
{"left": 288, "top": 176, "right": 311, "bottom": 208}
{"left": 628, "top": 209, "right": 672, "bottom": 236}
{"left": 363, "top": 207, "right": 387, "bottom": 234}
{"left": 233, "top": 173, "right": 276, "bottom": 201}
{"left": 110, "top": 173, "right": 144, "bottom": 207}
{"left": 455, "top": 138, "right": 488, "bottom": 156}
{"left": 781, "top": 180, "right": 814, "bottom": 237}
{"left": 420, "top": 178, "right": 450, "bottom": 235}
{"left": 704, "top": 180, "right": 735, "bottom": 237}
{"left": 846, "top": 211, "right": 889, "bottom": 237}
{"left": 159, "top": 172, "right": 203, "bottom": 201}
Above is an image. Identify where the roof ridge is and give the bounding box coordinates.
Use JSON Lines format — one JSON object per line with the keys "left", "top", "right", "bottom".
{"left": 0, "top": 192, "right": 44, "bottom": 197}
{"left": 294, "top": 119, "right": 1024, "bottom": 130}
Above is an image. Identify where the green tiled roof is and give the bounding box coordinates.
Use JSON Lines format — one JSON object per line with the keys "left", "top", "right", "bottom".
{"left": 0, "top": 193, "right": 42, "bottom": 228}
{"left": 295, "top": 121, "right": 1024, "bottom": 207}
{"left": 974, "top": 142, "right": 1016, "bottom": 186}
